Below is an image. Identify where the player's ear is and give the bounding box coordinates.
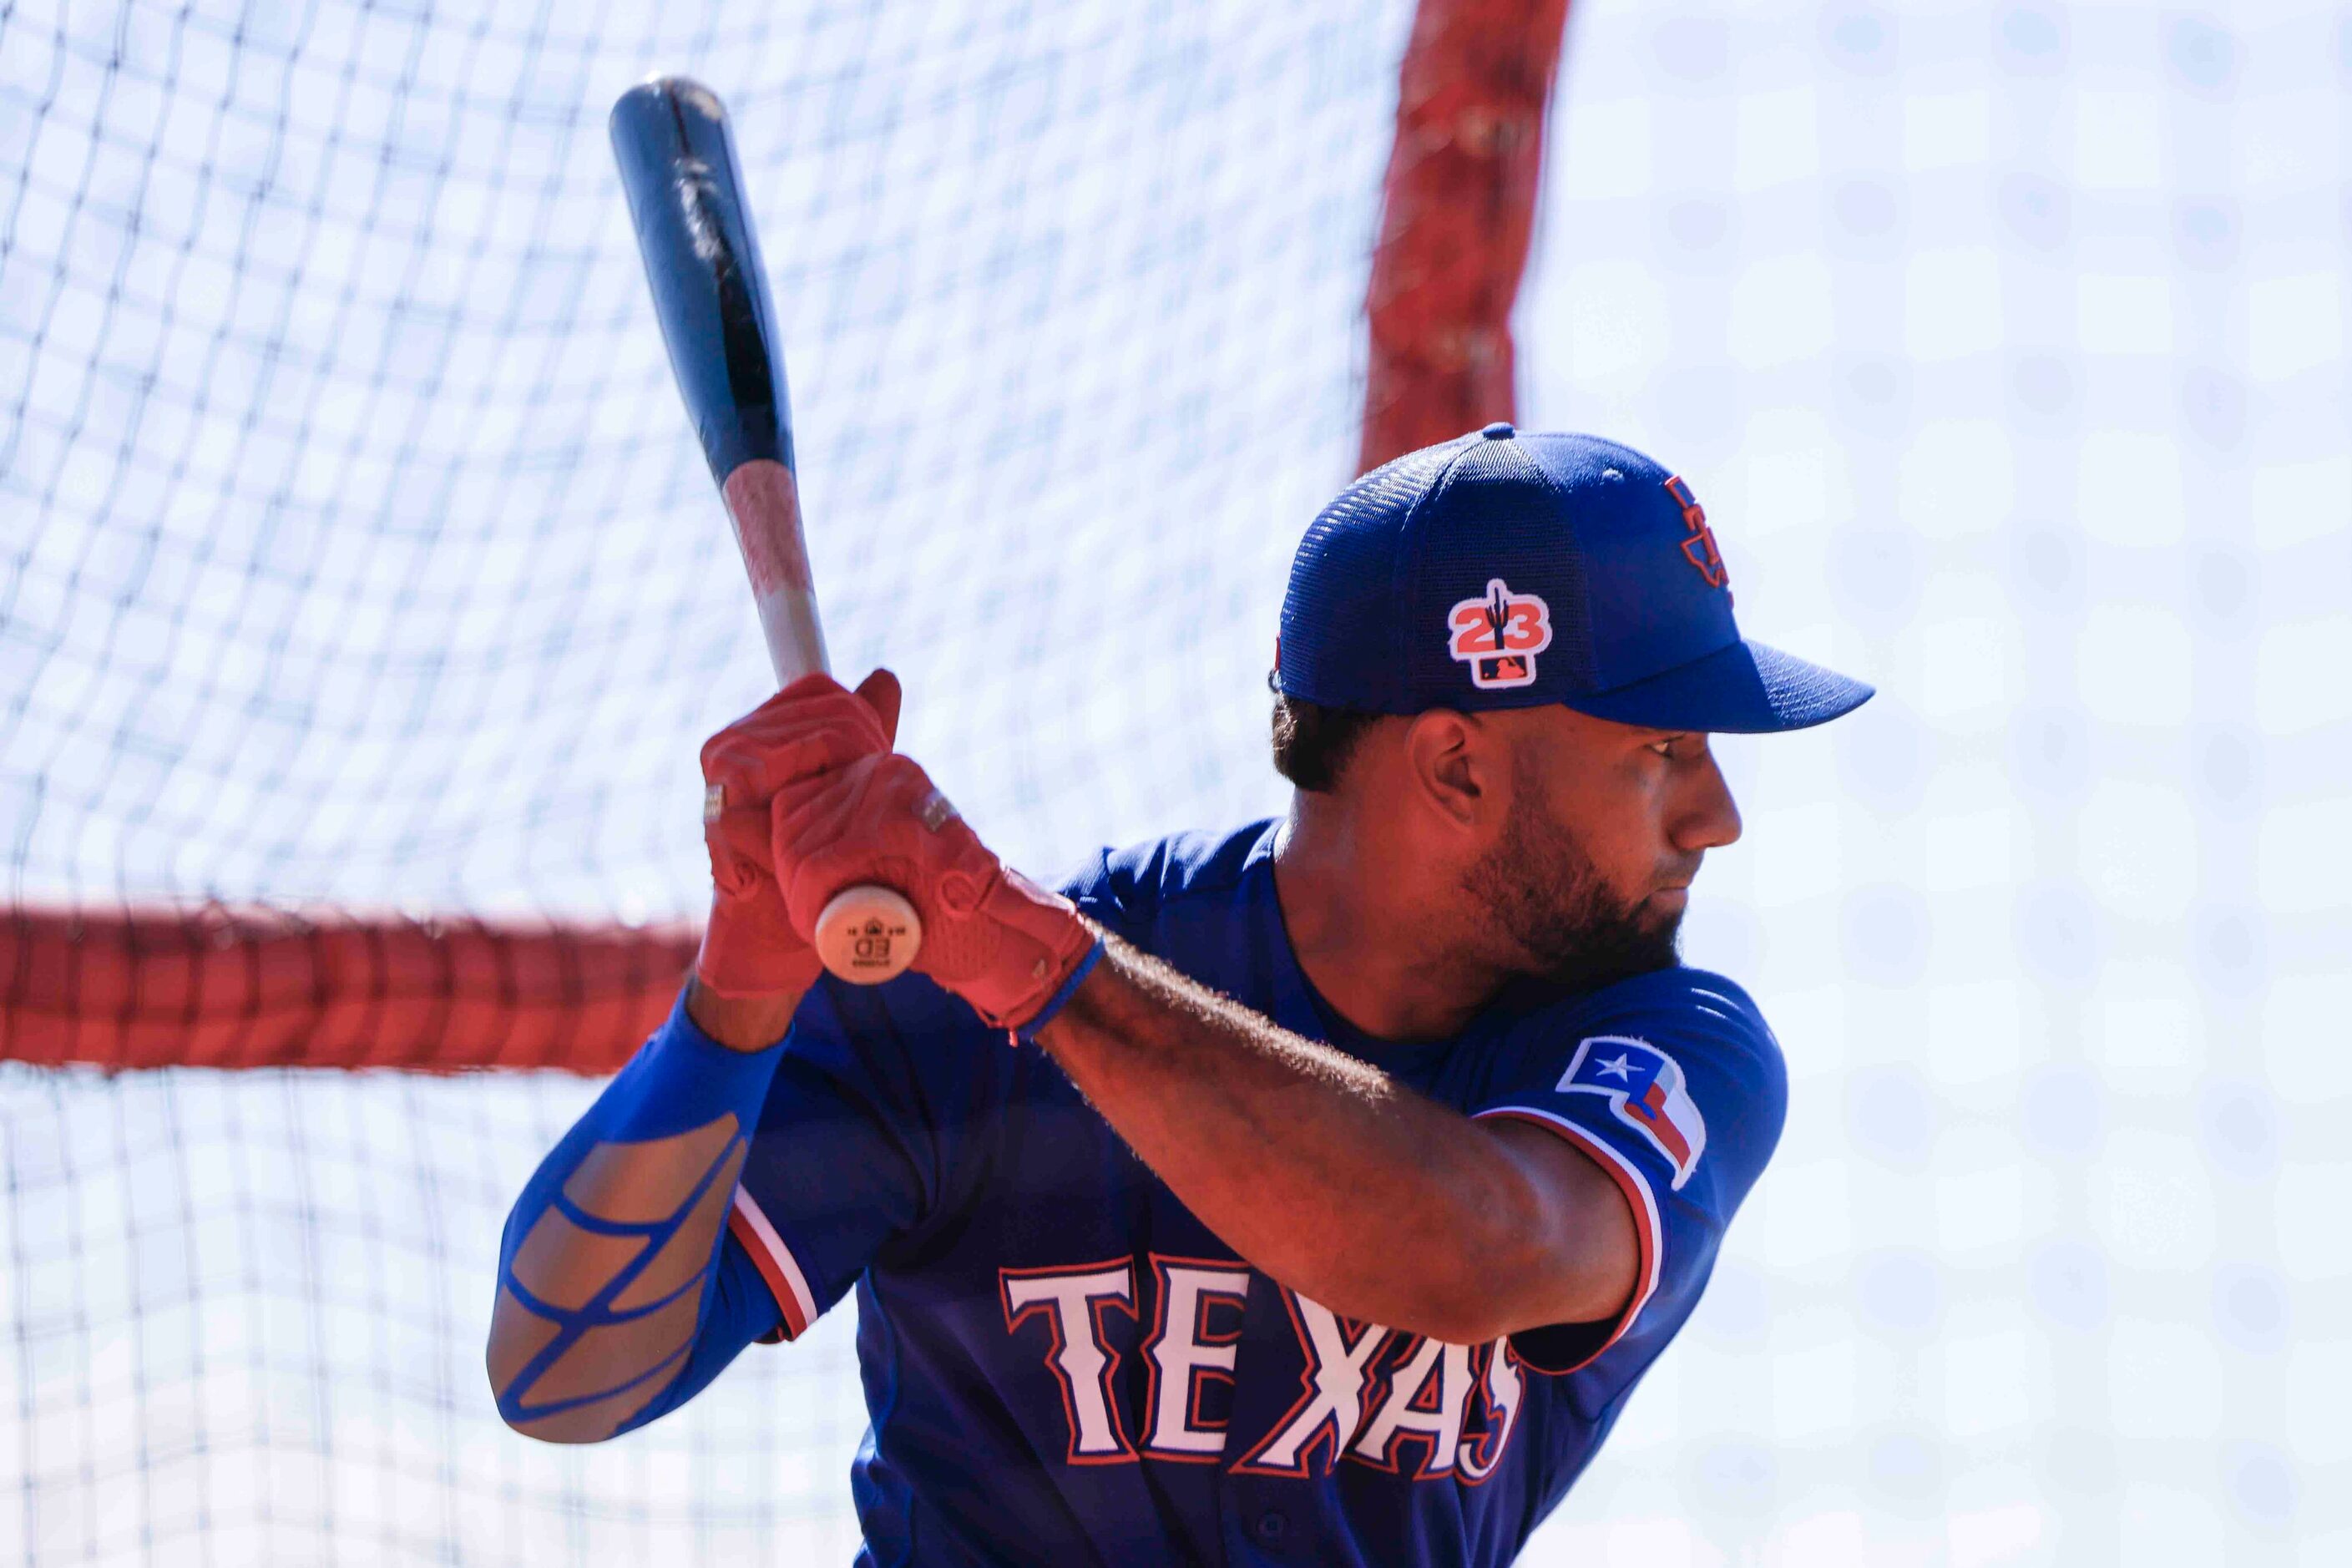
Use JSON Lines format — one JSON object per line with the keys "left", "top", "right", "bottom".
{"left": 853, "top": 667, "right": 903, "bottom": 747}
{"left": 1403, "top": 709, "right": 1491, "bottom": 830}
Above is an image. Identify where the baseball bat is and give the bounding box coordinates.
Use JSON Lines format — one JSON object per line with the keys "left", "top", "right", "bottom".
{"left": 610, "top": 76, "right": 919, "bottom": 985}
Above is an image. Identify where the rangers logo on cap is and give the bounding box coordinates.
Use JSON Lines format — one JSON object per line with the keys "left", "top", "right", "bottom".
{"left": 1446, "top": 578, "right": 1553, "bottom": 690}
{"left": 1664, "top": 475, "right": 1729, "bottom": 594}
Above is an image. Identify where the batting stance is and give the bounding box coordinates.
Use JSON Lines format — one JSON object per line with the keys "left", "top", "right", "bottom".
{"left": 489, "top": 427, "right": 1873, "bottom": 1564}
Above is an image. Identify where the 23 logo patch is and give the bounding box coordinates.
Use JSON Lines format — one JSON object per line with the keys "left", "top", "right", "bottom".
{"left": 1446, "top": 579, "right": 1552, "bottom": 690}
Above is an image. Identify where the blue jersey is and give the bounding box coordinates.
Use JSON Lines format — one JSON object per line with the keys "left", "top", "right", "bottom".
{"left": 721, "top": 821, "right": 1786, "bottom": 1565}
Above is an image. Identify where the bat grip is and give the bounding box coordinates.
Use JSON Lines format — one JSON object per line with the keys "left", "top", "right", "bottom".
{"left": 721, "top": 461, "right": 922, "bottom": 985}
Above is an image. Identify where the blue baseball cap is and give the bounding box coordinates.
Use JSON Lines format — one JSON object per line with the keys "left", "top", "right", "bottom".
{"left": 1276, "top": 425, "right": 1873, "bottom": 734}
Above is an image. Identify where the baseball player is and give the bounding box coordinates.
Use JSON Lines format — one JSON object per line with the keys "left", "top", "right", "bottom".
{"left": 489, "top": 426, "right": 1872, "bottom": 1564}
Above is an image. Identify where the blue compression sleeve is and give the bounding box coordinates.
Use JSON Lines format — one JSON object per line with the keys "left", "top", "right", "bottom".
{"left": 620, "top": 1231, "right": 785, "bottom": 1430}
{"left": 493, "top": 989, "right": 787, "bottom": 1438}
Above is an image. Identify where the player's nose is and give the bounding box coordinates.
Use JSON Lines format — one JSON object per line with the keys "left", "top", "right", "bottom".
{"left": 1671, "top": 746, "right": 1742, "bottom": 853}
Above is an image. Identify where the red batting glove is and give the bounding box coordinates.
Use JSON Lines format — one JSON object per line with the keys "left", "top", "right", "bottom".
{"left": 695, "top": 670, "right": 902, "bottom": 999}
{"left": 772, "top": 751, "right": 1101, "bottom": 1033}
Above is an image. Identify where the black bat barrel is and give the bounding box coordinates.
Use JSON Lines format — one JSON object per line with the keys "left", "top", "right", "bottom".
{"left": 609, "top": 78, "right": 793, "bottom": 484}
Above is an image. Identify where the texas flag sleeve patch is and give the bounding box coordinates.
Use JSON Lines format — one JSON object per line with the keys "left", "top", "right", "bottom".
{"left": 1556, "top": 1035, "right": 1708, "bottom": 1190}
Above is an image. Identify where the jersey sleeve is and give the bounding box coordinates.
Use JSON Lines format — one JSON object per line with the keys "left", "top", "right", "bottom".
{"left": 724, "top": 974, "right": 1003, "bottom": 1341}
{"left": 1468, "top": 969, "right": 1788, "bottom": 1376}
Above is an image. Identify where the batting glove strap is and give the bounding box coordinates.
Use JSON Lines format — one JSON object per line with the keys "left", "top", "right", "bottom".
{"left": 1009, "top": 934, "right": 1106, "bottom": 1045}
{"left": 774, "top": 754, "right": 1100, "bottom": 1029}
{"left": 948, "top": 868, "right": 1100, "bottom": 1032}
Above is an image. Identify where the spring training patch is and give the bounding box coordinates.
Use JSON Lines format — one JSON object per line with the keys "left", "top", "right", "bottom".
{"left": 1446, "top": 579, "right": 1553, "bottom": 690}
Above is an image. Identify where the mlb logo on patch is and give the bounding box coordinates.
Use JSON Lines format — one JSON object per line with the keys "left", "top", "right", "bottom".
{"left": 1557, "top": 1035, "right": 1707, "bottom": 1189}
{"left": 1446, "top": 578, "right": 1553, "bottom": 690}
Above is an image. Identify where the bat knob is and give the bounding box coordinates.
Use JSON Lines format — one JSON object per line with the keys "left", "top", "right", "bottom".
{"left": 813, "top": 884, "right": 922, "bottom": 984}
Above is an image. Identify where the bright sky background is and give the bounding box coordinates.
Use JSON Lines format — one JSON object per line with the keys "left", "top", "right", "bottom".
{"left": 1520, "top": 4, "right": 2349, "bottom": 1563}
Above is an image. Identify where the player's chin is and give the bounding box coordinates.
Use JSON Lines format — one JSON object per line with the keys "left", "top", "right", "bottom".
{"left": 1626, "top": 900, "right": 1688, "bottom": 967}
{"left": 1639, "top": 886, "right": 1691, "bottom": 927}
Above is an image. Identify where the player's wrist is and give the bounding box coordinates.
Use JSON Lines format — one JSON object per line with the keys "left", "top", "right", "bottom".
{"left": 685, "top": 974, "right": 807, "bottom": 1052}
{"left": 944, "top": 873, "right": 1102, "bottom": 1033}
{"left": 696, "top": 881, "right": 823, "bottom": 999}
{"left": 1007, "top": 927, "right": 1107, "bottom": 1043}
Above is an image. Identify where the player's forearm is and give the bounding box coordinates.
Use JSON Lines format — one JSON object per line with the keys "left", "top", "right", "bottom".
{"left": 488, "top": 993, "right": 784, "bottom": 1441}
{"left": 1036, "top": 937, "right": 1575, "bottom": 1343}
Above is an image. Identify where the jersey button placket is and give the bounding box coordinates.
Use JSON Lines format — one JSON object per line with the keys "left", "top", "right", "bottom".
{"left": 1223, "top": 1275, "right": 1309, "bottom": 1560}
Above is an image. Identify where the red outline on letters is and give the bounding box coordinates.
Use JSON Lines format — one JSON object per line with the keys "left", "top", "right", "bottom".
{"left": 1455, "top": 1339, "right": 1529, "bottom": 1486}
{"left": 1342, "top": 1336, "right": 1474, "bottom": 1480}
{"left": 1229, "top": 1289, "right": 1392, "bottom": 1479}
{"left": 999, "top": 1258, "right": 1141, "bottom": 1466}
{"left": 1136, "top": 1253, "right": 1252, "bottom": 1464}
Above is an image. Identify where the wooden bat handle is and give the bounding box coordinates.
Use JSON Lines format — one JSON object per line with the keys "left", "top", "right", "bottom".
{"left": 720, "top": 461, "right": 829, "bottom": 687}
{"left": 721, "top": 462, "right": 920, "bottom": 984}
{"left": 812, "top": 886, "right": 923, "bottom": 984}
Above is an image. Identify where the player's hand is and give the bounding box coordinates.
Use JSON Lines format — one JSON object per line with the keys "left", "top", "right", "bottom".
{"left": 695, "top": 669, "right": 903, "bottom": 999}
{"left": 771, "top": 749, "right": 1100, "bottom": 1032}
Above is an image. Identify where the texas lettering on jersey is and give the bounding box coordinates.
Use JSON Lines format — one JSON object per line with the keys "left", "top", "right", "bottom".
{"left": 999, "top": 1257, "right": 1527, "bottom": 1482}
{"left": 718, "top": 822, "right": 1790, "bottom": 1564}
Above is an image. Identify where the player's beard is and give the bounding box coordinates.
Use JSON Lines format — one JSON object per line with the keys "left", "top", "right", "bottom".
{"left": 1459, "top": 765, "right": 1684, "bottom": 994}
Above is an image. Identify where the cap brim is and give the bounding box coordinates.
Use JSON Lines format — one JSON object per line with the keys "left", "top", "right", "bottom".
{"left": 1560, "top": 639, "right": 1874, "bottom": 735}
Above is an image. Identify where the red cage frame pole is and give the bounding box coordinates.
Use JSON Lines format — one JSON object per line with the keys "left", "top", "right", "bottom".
{"left": 3, "top": 903, "right": 692, "bottom": 1072}
{"left": 1360, "top": 0, "right": 1573, "bottom": 472}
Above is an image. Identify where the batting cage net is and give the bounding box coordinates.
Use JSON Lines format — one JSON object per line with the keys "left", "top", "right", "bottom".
{"left": 10, "top": 0, "right": 2352, "bottom": 1564}
{"left": 3, "top": 0, "right": 1550, "bottom": 1560}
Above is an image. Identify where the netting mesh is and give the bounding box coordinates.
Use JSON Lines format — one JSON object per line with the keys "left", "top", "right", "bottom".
{"left": 9, "top": 0, "right": 2352, "bottom": 1564}
{"left": 3, "top": 0, "right": 1418, "bottom": 1558}
{"left": 1519, "top": 4, "right": 2352, "bottom": 1563}
{"left": 3, "top": 0, "right": 1416, "bottom": 915}
{"left": 6, "top": 1070, "right": 869, "bottom": 1562}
